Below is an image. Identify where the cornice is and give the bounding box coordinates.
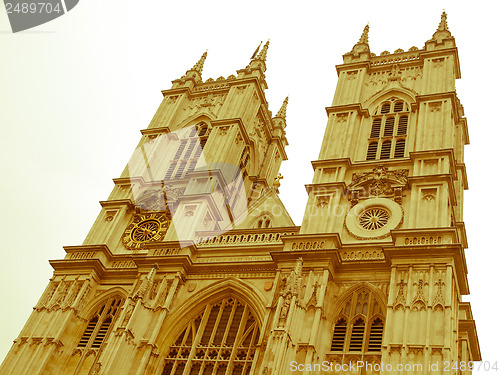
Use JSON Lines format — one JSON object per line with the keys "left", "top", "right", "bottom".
{"left": 335, "top": 61, "right": 370, "bottom": 76}
{"left": 99, "top": 199, "right": 135, "bottom": 210}
{"left": 311, "top": 158, "right": 352, "bottom": 171}
{"left": 161, "top": 86, "right": 191, "bottom": 98}
{"left": 456, "top": 163, "right": 468, "bottom": 190}
{"left": 458, "top": 319, "right": 481, "bottom": 361}
{"left": 270, "top": 249, "right": 337, "bottom": 277}
{"left": 304, "top": 182, "right": 347, "bottom": 195}
{"left": 325, "top": 103, "right": 369, "bottom": 118}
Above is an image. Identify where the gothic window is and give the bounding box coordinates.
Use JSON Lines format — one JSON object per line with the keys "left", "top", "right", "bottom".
{"left": 197, "top": 122, "right": 209, "bottom": 137}
{"left": 366, "top": 99, "right": 409, "bottom": 160}
{"left": 397, "top": 115, "right": 408, "bottom": 135}
{"left": 257, "top": 215, "right": 271, "bottom": 228}
{"left": 394, "top": 139, "right": 406, "bottom": 158}
{"left": 370, "top": 119, "right": 381, "bottom": 138}
{"left": 380, "top": 141, "right": 391, "bottom": 159}
{"left": 162, "top": 297, "right": 260, "bottom": 375}
{"left": 366, "top": 142, "right": 377, "bottom": 160}
{"left": 330, "top": 289, "right": 384, "bottom": 354}
{"left": 78, "top": 297, "right": 122, "bottom": 349}
{"left": 383, "top": 117, "right": 395, "bottom": 137}
{"left": 165, "top": 123, "right": 210, "bottom": 180}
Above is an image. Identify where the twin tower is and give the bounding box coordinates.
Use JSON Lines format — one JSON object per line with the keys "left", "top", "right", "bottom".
{"left": 1, "top": 12, "right": 480, "bottom": 375}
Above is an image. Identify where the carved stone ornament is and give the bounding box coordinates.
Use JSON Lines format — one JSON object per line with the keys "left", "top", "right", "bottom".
{"left": 135, "top": 183, "right": 184, "bottom": 212}
{"left": 135, "top": 185, "right": 168, "bottom": 211}
{"left": 122, "top": 213, "right": 170, "bottom": 250}
{"left": 348, "top": 166, "right": 408, "bottom": 206}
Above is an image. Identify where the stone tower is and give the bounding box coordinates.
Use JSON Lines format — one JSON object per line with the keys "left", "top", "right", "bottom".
{"left": 0, "top": 12, "right": 479, "bottom": 375}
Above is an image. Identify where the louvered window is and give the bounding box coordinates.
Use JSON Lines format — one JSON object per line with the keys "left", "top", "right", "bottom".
{"left": 331, "top": 318, "right": 347, "bottom": 351}
{"left": 383, "top": 117, "right": 395, "bottom": 137}
{"left": 397, "top": 116, "right": 408, "bottom": 135}
{"left": 197, "top": 123, "right": 208, "bottom": 137}
{"left": 380, "top": 141, "right": 391, "bottom": 159}
{"left": 78, "top": 297, "right": 122, "bottom": 349}
{"left": 366, "top": 142, "right": 378, "bottom": 160}
{"left": 394, "top": 139, "right": 406, "bottom": 158}
{"left": 368, "top": 318, "right": 384, "bottom": 352}
{"left": 330, "top": 289, "right": 384, "bottom": 355}
{"left": 380, "top": 103, "right": 391, "bottom": 114}
{"left": 370, "top": 119, "right": 382, "bottom": 138}
{"left": 349, "top": 319, "right": 365, "bottom": 351}
{"left": 162, "top": 298, "right": 259, "bottom": 375}
{"left": 394, "top": 101, "right": 404, "bottom": 112}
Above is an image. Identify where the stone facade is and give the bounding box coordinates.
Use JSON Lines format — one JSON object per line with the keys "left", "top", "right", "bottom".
{"left": 0, "top": 12, "right": 479, "bottom": 375}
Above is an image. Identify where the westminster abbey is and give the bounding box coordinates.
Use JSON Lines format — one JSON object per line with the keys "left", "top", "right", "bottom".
{"left": 0, "top": 11, "right": 480, "bottom": 375}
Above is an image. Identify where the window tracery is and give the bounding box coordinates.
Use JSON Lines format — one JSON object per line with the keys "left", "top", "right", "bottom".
{"left": 366, "top": 99, "right": 409, "bottom": 160}
{"left": 330, "top": 289, "right": 385, "bottom": 355}
{"left": 78, "top": 297, "right": 123, "bottom": 349}
{"left": 257, "top": 215, "right": 271, "bottom": 228}
{"left": 162, "top": 297, "right": 260, "bottom": 375}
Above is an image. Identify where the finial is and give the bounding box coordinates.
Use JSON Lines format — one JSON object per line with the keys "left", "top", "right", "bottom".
{"left": 251, "top": 41, "right": 262, "bottom": 60}
{"left": 276, "top": 96, "right": 289, "bottom": 119}
{"left": 437, "top": 10, "right": 448, "bottom": 31}
{"left": 256, "top": 39, "right": 270, "bottom": 62}
{"left": 358, "top": 24, "right": 369, "bottom": 44}
{"left": 273, "top": 173, "right": 283, "bottom": 188}
{"left": 191, "top": 51, "right": 207, "bottom": 74}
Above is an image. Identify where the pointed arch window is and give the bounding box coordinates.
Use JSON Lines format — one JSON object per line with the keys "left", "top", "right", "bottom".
{"left": 366, "top": 99, "right": 409, "bottom": 160}
{"left": 165, "top": 123, "right": 210, "bottom": 180}
{"left": 257, "top": 215, "right": 271, "bottom": 229}
{"left": 162, "top": 297, "right": 260, "bottom": 375}
{"left": 78, "top": 297, "right": 123, "bottom": 349}
{"left": 368, "top": 318, "right": 384, "bottom": 351}
{"left": 330, "top": 289, "right": 385, "bottom": 355}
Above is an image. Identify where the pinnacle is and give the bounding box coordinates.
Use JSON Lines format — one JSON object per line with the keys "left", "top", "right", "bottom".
{"left": 358, "top": 24, "right": 369, "bottom": 45}
{"left": 191, "top": 51, "right": 207, "bottom": 74}
{"left": 430, "top": 10, "right": 452, "bottom": 43}
{"left": 437, "top": 10, "right": 448, "bottom": 32}
{"left": 256, "top": 40, "right": 270, "bottom": 62}
{"left": 276, "top": 96, "right": 288, "bottom": 119}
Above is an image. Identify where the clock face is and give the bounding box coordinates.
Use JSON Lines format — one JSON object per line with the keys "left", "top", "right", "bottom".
{"left": 122, "top": 213, "right": 170, "bottom": 250}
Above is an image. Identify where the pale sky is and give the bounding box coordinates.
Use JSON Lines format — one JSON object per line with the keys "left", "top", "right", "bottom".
{"left": 0, "top": 0, "right": 498, "bottom": 370}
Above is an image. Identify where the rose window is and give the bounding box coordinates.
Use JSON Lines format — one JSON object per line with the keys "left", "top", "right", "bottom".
{"left": 359, "top": 208, "right": 390, "bottom": 230}
{"left": 132, "top": 220, "right": 160, "bottom": 242}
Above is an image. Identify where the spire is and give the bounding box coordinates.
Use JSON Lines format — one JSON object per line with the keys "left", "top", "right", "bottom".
{"left": 251, "top": 41, "right": 262, "bottom": 60}
{"left": 349, "top": 24, "right": 370, "bottom": 55}
{"left": 358, "top": 24, "right": 369, "bottom": 45}
{"left": 276, "top": 96, "right": 288, "bottom": 119}
{"left": 437, "top": 10, "right": 448, "bottom": 32}
{"left": 430, "top": 10, "right": 453, "bottom": 44}
{"left": 256, "top": 40, "right": 270, "bottom": 62}
{"left": 191, "top": 51, "right": 207, "bottom": 74}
